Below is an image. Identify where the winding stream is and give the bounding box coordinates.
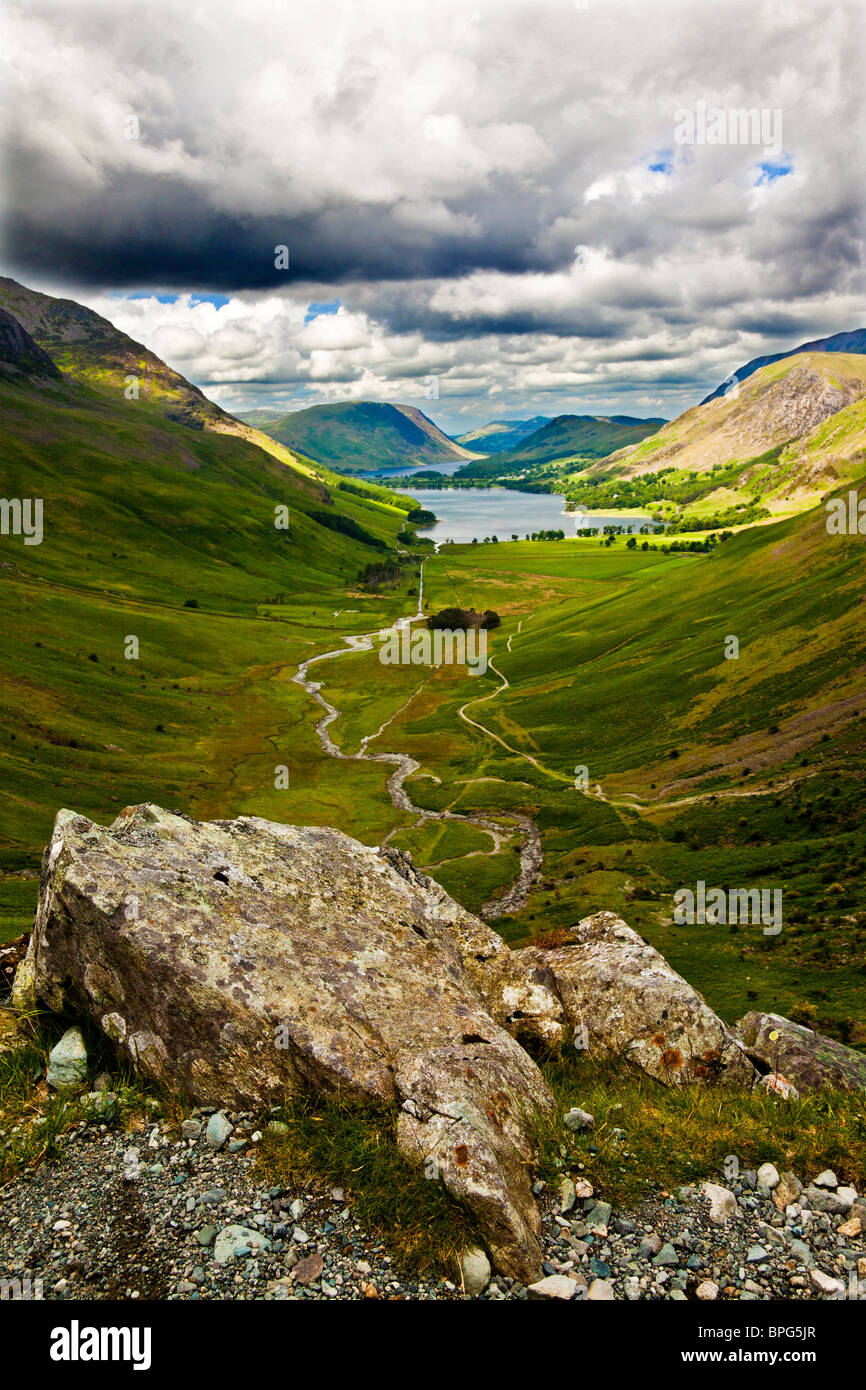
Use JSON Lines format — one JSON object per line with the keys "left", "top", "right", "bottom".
{"left": 292, "top": 559, "right": 542, "bottom": 918}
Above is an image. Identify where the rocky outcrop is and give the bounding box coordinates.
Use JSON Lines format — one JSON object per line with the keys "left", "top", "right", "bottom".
{"left": 517, "top": 912, "right": 758, "bottom": 1086}
{"left": 14, "top": 803, "right": 558, "bottom": 1281}
{"left": 734, "top": 1012, "right": 866, "bottom": 1094}
{"left": 0, "top": 306, "right": 61, "bottom": 380}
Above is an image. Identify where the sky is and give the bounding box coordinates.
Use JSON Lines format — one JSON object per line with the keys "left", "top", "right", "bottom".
{"left": 2, "top": 0, "right": 864, "bottom": 434}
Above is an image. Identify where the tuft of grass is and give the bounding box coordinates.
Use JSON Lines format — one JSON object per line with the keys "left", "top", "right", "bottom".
{"left": 534, "top": 1048, "right": 866, "bottom": 1206}
{"left": 0, "top": 1013, "right": 164, "bottom": 1184}
{"left": 256, "top": 1093, "right": 481, "bottom": 1278}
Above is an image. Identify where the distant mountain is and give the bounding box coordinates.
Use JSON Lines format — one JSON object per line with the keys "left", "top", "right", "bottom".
{"left": 701, "top": 328, "right": 866, "bottom": 405}
{"left": 240, "top": 401, "right": 479, "bottom": 474}
{"left": 590, "top": 351, "right": 866, "bottom": 510}
{"left": 459, "top": 414, "right": 666, "bottom": 477}
{"left": 454, "top": 417, "right": 551, "bottom": 453}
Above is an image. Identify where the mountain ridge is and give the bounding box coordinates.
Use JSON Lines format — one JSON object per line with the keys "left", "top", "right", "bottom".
{"left": 701, "top": 327, "right": 866, "bottom": 405}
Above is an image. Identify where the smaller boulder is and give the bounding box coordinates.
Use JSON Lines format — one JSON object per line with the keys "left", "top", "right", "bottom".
{"left": 810, "top": 1268, "right": 845, "bottom": 1298}
{"left": 703, "top": 1182, "right": 737, "bottom": 1225}
{"left": 527, "top": 1274, "right": 580, "bottom": 1300}
{"left": 558, "top": 1176, "right": 577, "bottom": 1213}
{"left": 457, "top": 1246, "right": 491, "bottom": 1297}
{"left": 772, "top": 1171, "right": 802, "bottom": 1212}
{"left": 213, "top": 1224, "right": 271, "bottom": 1266}
{"left": 563, "top": 1107, "right": 594, "bottom": 1132}
{"left": 46, "top": 1027, "right": 87, "bottom": 1090}
{"left": 813, "top": 1169, "right": 838, "bottom": 1189}
{"left": 206, "top": 1111, "right": 233, "bottom": 1151}
{"left": 586, "top": 1278, "right": 615, "bottom": 1300}
{"left": 756, "top": 1162, "right": 780, "bottom": 1189}
{"left": 696, "top": 1280, "right": 719, "bottom": 1301}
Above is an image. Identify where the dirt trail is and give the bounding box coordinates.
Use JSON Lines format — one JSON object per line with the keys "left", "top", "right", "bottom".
{"left": 292, "top": 561, "right": 541, "bottom": 918}
{"left": 458, "top": 617, "right": 803, "bottom": 813}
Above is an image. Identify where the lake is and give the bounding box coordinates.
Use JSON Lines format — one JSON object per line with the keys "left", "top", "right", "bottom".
{"left": 399, "top": 487, "right": 653, "bottom": 545}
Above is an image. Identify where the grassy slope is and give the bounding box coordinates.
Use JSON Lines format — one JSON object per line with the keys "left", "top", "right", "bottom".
{"left": 0, "top": 370, "right": 419, "bottom": 923}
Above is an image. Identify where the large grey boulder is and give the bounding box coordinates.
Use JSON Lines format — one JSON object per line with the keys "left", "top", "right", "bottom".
{"left": 14, "top": 803, "right": 556, "bottom": 1281}
{"left": 733, "top": 1011, "right": 866, "bottom": 1093}
{"left": 516, "top": 912, "right": 757, "bottom": 1086}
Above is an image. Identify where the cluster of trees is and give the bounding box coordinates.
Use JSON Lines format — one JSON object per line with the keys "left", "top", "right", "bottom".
{"left": 672, "top": 506, "right": 769, "bottom": 531}
{"left": 564, "top": 448, "right": 781, "bottom": 527}
{"left": 465, "top": 530, "right": 566, "bottom": 543}
{"left": 308, "top": 508, "right": 386, "bottom": 549}
{"left": 427, "top": 606, "right": 501, "bottom": 630}
{"left": 651, "top": 531, "right": 734, "bottom": 553}
{"left": 356, "top": 560, "right": 404, "bottom": 590}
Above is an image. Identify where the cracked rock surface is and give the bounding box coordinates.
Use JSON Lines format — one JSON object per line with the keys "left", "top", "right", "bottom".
{"left": 16, "top": 804, "right": 557, "bottom": 1281}
{"left": 517, "top": 912, "right": 758, "bottom": 1086}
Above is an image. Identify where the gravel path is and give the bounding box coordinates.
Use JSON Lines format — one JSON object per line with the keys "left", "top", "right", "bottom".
{"left": 1, "top": 1106, "right": 863, "bottom": 1302}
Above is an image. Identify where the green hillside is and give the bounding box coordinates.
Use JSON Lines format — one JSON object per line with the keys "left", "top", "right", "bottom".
{"left": 241, "top": 401, "right": 478, "bottom": 474}
{"left": 0, "top": 293, "right": 422, "bottom": 916}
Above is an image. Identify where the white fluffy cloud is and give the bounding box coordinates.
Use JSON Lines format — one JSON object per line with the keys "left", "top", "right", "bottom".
{"left": 2, "top": 0, "right": 863, "bottom": 429}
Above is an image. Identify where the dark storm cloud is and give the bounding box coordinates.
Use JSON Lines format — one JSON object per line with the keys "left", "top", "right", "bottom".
{"left": 3, "top": 160, "right": 568, "bottom": 292}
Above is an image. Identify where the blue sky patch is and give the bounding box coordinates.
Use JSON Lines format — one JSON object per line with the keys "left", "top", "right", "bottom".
{"left": 648, "top": 151, "right": 674, "bottom": 174}
{"left": 305, "top": 298, "right": 342, "bottom": 325}
{"left": 123, "top": 291, "right": 179, "bottom": 304}
{"left": 755, "top": 159, "right": 793, "bottom": 185}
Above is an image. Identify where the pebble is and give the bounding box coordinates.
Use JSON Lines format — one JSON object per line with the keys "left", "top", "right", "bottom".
{"left": 756, "top": 1162, "right": 780, "bottom": 1190}
{"left": 563, "top": 1108, "right": 595, "bottom": 1132}
{"left": 457, "top": 1246, "right": 491, "bottom": 1296}
{"left": 205, "top": 1112, "right": 233, "bottom": 1151}
{"left": 528, "top": 1274, "right": 579, "bottom": 1300}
